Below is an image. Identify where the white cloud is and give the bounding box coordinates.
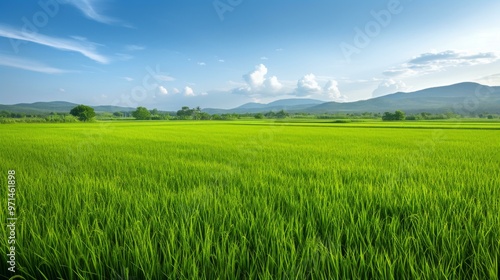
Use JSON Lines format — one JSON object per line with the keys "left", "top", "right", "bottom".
{"left": 115, "top": 53, "right": 133, "bottom": 61}
{"left": 265, "top": 76, "right": 283, "bottom": 91}
{"left": 184, "top": 86, "right": 195, "bottom": 96}
{"left": 372, "top": 80, "right": 407, "bottom": 97}
{"left": 218, "top": 59, "right": 225, "bottom": 63}
{"left": 59, "top": 88, "right": 66, "bottom": 92}
{"left": 296, "top": 74, "right": 323, "bottom": 96}
{"left": 158, "top": 86, "right": 168, "bottom": 95}
{"left": 154, "top": 75, "right": 175, "bottom": 82}
{"left": 236, "top": 64, "right": 285, "bottom": 95}
{"left": 198, "top": 62, "right": 206, "bottom": 66}
{"left": 172, "top": 88, "right": 180, "bottom": 94}
{"left": 65, "top": 0, "right": 122, "bottom": 25}
{"left": 384, "top": 50, "right": 498, "bottom": 77}
{"left": 0, "top": 54, "right": 67, "bottom": 74}
{"left": 122, "top": 77, "right": 134, "bottom": 82}
{"left": 477, "top": 73, "right": 500, "bottom": 85}
{"left": 244, "top": 64, "right": 268, "bottom": 88}
{"left": 260, "top": 56, "right": 268, "bottom": 60}
{"left": 0, "top": 24, "right": 109, "bottom": 63}
{"left": 125, "top": 45, "right": 145, "bottom": 51}
{"left": 295, "top": 74, "right": 345, "bottom": 101}
{"left": 324, "top": 80, "right": 341, "bottom": 99}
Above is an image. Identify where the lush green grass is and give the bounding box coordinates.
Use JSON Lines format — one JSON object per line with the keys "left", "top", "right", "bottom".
{"left": 1, "top": 121, "right": 499, "bottom": 279}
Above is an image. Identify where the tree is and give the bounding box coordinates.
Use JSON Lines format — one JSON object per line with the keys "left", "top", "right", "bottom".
{"left": 394, "top": 110, "right": 405, "bottom": 120}
{"left": 254, "top": 113, "right": 265, "bottom": 119}
{"left": 70, "top": 105, "right": 95, "bottom": 121}
{"left": 382, "top": 112, "right": 394, "bottom": 121}
{"left": 132, "top": 107, "right": 151, "bottom": 120}
{"left": 382, "top": 110, "right": 405, "bottom": 121}
{"left": 113, "top": 112, "right": 124, "bottom": 118}
{"left": 276, "top": 110, "right": 289, "bottom": 119}
{"left": 177, "top": 106, "right": 194, "bottom": 119}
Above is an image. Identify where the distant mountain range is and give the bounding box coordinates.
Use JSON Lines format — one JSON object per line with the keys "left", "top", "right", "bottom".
{"left": 0, "top": 101, "right": 135, "bottom": 114}
{"left": 204, "top": 82, "right": 500, "bottom": 114}
{"left": 203, "top": 98, "right": 325, "bottom": 114}
{"left": 1, "top": 82, "right": 499, "bottom": 115}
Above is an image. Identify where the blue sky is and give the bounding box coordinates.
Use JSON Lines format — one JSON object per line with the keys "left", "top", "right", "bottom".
{"left": 0, "top": 0, "right": 499, "bottom": 110}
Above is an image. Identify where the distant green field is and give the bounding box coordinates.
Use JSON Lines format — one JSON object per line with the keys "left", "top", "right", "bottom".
{"left": 1, "top": 121, "right": 499, "bottom": 279}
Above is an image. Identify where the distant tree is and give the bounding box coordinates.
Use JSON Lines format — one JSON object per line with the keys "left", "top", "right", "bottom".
{"left": 199, "top": 112, "right": 212, "bottom": 120}
{"left": 276, "top": 110, "right": 289, "bottom": 119}
{"left": 382, "top": 112, "right": 394, "bottom": 121}
{"left": 382, "top": 110, "right": 405, "bottom": 121}
{"left": 254, "top": 113, "right": 265, "bottom": 119}
{"left": 132, "top": 107, "right": 151, "bottom": 120}
{"left": 265, "top": 111, "right": 276, "bottom": 118}
{"left": 70, "top": 105, "right": 96, "bottom": 121}
{"left": 150, "top": 108, "right": 159, "bottom": 115}
{"left": 113, "top": 112, "right": 124, "bottom": 117}
{"left": 177, "top": 106, "right": 193, "bottom": 119}
{"left": 394, "top": 110, "right": 405, "bottom": 120}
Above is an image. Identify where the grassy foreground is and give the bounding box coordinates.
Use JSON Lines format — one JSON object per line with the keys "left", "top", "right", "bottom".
{"left": 1, "top": 120, "right": 499, "bottom": 279}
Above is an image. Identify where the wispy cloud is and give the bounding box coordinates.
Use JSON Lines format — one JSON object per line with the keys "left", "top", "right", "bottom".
{"left": 0, "top": 54, "right": 67, "bottom": 74}
{"left": 0, "top": 24, "right": 109, "bottom": 63}
{"left": 125, "top": 45, "right": 145, "bottom": 51}
{"left": 198, "top": 62, "right": 206, "bottom": 66}
{"left": 65, "top": 0, "right": 125, "bottom": 26}
{"left": 155, "top": 75, "right": 175, "bottom": 82}
{"left": 384, "top": 50, "right": 498, "bottom": 77}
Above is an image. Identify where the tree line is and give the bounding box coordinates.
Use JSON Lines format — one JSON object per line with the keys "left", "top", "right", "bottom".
{"left": 0, "top": 105, "right": 498, "bottom": 124}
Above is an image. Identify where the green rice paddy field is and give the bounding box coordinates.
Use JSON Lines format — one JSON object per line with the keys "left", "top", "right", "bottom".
{"left": 1, "top": 120, "right": 500, "bottom": 279}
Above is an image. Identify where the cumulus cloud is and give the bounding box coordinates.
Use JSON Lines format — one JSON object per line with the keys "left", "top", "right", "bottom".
{"left": 384, "top": 50, "right": 498, "bottom": 77}
{"left": 184, "top": 86, "right": 195, "bottom": 96}
{"left": 158, "top": 86, "right": 168, "bottom": 95}
{"left": 324, "top": 80, "right": 342, "bottom": 100}
{"left": 296, "top": 74, "right": 323, "bottom": 96}
{"left": 236, "top": 64, "right": 284, "bottom": 95}
{"left": 244, "top": 64, "right": 268, "bottom": 88}
{"left": 265, "top": 76, "right": 283, "bottom": 91}
{"left": 372, "top": 80, "right": 407, "bottom": 98}
{"left": 172, "top": 88, "right": 180, "bottom": 94}
{"left": 295, "top": 74, "right": 345, "bottom": 101}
